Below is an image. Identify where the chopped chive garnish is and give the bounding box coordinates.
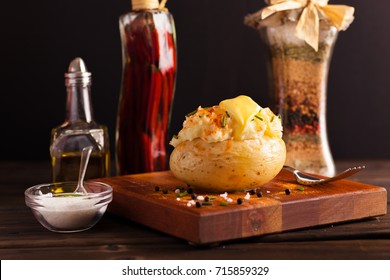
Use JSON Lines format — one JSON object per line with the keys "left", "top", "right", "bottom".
{"left": 186, "top": 109, "right": 198, "bottom": 117}
{"left": 221, "top": 115, "right": 227, "bottom": 127}
{"left": 297, "top": 186, "right": 305, "bottom": 191}
{"left": 219, "top": 202, "right": 228, "bottom": 206}
{"left": 271, "top": 115, "right": 275, "bottom": 122}
{"left": 202, "top": 202, "right": 212, "bottom": 206}
{"left": 277, "top": 114, "right": 281, "bottom": 119}
{"left": 177, "top": 191, "right": 188, "bottom": 197}
{"left": 225, "top": 111, "right": 230, "bottom": 118}
{"left": 209, "top": 196, "right": 217, "bottom": 200}
{"left": 255, "top": 115, "right": 264, "bottom": 121}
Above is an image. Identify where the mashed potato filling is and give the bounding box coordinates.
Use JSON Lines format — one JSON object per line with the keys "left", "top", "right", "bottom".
{"left": 170, "top": 95, "right": 282, "bottom": 147}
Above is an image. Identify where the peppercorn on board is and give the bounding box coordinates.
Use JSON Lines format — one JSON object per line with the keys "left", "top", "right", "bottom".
{"left": 93, "top": 170, "right": 387, "bottom": 245}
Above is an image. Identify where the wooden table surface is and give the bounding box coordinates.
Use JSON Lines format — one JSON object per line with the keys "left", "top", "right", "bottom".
{"left": 1, "top": 160, "right": 390, "bottom": 260}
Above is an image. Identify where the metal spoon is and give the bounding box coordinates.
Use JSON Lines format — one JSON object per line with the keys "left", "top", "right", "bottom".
{"left": 283, "top": 165, "right": 365, "bottom": 186}
{"left": 74, "top": 146, "right": 93, "bottom": 194}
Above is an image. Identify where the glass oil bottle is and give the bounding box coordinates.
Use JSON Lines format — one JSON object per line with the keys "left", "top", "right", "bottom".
{"left": 50, "top": 57, "right": 110, "bottom": 182}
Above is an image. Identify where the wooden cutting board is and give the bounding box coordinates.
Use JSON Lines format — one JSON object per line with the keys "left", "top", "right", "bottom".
{"left": 93, "top": 170, "right": 387, "bottom": 245}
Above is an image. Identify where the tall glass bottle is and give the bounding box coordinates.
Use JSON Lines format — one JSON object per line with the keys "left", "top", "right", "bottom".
{"left": 50, "top": 57, "right": 110, "bottom": 182}
{"left": 116, "top": 0, "right": 177, "bottom": 175}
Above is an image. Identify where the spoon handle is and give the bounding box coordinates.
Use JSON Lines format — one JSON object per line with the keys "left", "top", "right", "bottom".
{"left": 76, "top": 146, "right": 93, "bottom": 194}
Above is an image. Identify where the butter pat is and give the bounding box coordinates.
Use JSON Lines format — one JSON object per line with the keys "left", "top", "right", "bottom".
{"left": 219, "top": 95, "right": 261, "bottom": 139}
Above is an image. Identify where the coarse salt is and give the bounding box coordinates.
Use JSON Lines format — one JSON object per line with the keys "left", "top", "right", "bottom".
{"left": 37, "top": 195, "right": 103, "bottom": 230}
{"left": 220, "top": 192, "right": 228, "bottom": 198}
{"left": 186, "top": 200, "right": 196, "bottom": 207}
{"left": 245, "top": 192, "right": 251, "bottom": 200}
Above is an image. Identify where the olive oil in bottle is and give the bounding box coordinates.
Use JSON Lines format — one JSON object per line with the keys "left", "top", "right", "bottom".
{"left": 50, "top": 58, "right": 110, "bottom": 182}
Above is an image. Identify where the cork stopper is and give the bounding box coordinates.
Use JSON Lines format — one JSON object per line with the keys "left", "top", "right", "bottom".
{"left": 132, "top": 0, "right": 159, "bottom": 10}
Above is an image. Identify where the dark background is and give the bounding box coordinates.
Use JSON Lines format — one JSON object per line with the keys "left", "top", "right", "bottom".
{"left": 2, "top": 0, "right": 390, "bottom": 161}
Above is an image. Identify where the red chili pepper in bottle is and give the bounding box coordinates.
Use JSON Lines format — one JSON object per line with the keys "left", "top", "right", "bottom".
{"left": 116, "top": 0, "right": 177, "bottom": 175}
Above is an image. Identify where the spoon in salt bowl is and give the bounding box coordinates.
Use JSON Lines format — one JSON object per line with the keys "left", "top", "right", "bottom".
{"left": 74, "top": 146, "right": 93, "bottom": 195}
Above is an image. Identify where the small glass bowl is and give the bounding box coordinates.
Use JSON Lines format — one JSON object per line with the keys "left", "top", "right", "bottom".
{"left": 25, "top": 181, "right": 112, "bottom": 233}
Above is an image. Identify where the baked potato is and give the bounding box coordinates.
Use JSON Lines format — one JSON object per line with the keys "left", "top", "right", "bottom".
{"left": 169, "top": 95, "right": 286, "bottom": 192}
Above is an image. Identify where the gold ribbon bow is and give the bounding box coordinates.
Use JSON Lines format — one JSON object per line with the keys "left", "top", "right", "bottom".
{"left": 261, "top": 0, "right": 355, "bottom": 51}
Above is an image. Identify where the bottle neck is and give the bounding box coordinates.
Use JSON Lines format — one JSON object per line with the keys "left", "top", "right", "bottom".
{"left": 65, "top": 84, "right": 93, "bottom": 123}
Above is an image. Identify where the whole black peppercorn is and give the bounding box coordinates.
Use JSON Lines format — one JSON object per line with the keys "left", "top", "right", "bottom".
{"left": 155, "top": 186, "right": 160, "bottom": 192}
{"left": 237, "top": 198, "right": 243, "bottom": 205}
{"left": 187, "top": 187, "right": 193, "bottom": 194}
{"left": 249, "top": 189, "right": 256, "bottom": 195}
{"left": 162, "top": 189, "right": 168, "bottom": 194}
{"left": 256, "top": 191, "right": 263, "bottom": 198}
{"left": 195, "top": 201, "right": 201, "bottom": 208}
{"left": 191, "top": 193, "right": 197, "bottom": 200}
{"left": 285, "top": 188, "right": 291, "bottom": 195}
{"left": 205, "top": 196, "right": 210, "bottom": 202}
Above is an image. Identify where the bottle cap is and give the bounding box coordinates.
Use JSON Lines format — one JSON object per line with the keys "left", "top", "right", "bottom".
{"left": 65, "top": 57, "right": 92, "bottom": 86}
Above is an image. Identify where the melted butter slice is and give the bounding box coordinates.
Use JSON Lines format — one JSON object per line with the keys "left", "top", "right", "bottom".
{"left": 219, "top": 95, "right": 261, "bottom": 139}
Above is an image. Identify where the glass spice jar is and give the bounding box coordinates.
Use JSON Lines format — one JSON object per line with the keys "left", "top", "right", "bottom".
{"left": 246, "top": 14, "right": 338, "bottom": 176}
{"left": 261, "top": 20, "right": 337, "bottom": 176}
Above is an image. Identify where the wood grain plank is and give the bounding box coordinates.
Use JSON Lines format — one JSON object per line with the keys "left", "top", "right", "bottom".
{"left": 93, "top": 169, "right": 387, "bottom": 244}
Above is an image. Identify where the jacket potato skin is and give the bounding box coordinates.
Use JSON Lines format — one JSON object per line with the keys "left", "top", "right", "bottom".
{"left": 169, "top": 137, "right": 286, "bottom": 192}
